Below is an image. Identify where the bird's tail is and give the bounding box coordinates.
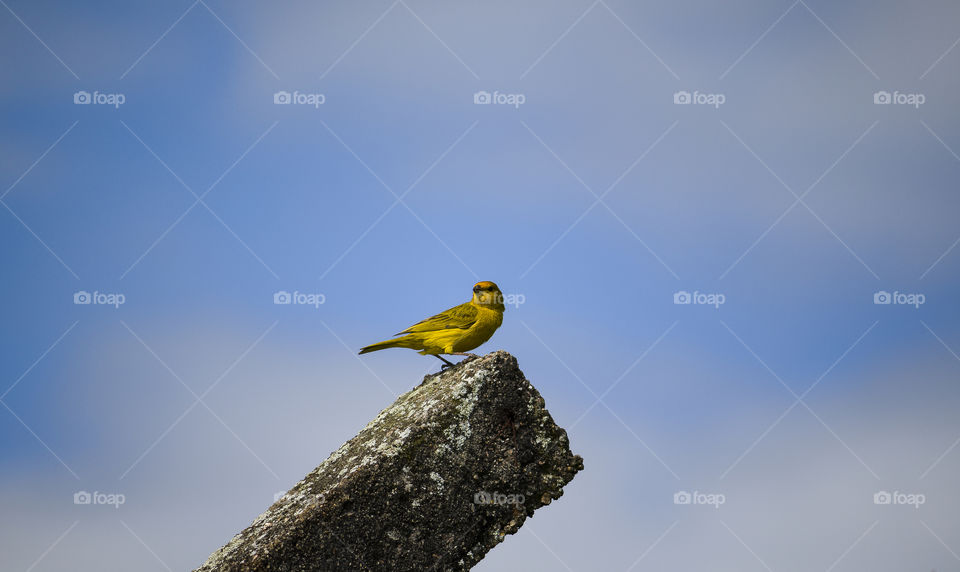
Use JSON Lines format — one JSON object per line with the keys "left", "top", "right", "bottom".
{"left": 358, "top": 336, "right": 417, "bottom": 355}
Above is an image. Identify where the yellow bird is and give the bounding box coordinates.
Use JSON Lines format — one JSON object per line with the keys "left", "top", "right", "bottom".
{"left": 359, "top": 281, "right": 505, "bottom": 367}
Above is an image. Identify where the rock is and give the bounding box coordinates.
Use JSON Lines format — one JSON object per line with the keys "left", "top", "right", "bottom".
{"left": 194, "top": 351, "right": 583, "bottom": 571}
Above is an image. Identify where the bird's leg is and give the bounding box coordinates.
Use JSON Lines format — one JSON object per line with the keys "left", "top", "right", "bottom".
{"left": 434, "top": 355, "right": 455, "bottom": 368}
{"left": 449, "top": 352, "right": 478, "bottom": 357}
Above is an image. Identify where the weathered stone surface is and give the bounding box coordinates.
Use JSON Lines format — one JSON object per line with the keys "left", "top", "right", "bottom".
{"left": 195, "top": 351, "right": 583, "bottom": 571}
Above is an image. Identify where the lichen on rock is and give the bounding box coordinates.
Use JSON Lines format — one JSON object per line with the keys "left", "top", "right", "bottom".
{"left": 194, "top": 351, "right": 583, "bottom": 572}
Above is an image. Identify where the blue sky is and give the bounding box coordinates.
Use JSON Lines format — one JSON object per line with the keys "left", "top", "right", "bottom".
{"left": 2, "top": 1, "right": 960, "bottom": 570}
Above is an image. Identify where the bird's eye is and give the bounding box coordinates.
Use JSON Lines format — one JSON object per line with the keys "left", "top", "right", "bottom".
{"left": 473, "top": 286, "right": 480, "bottom": 293}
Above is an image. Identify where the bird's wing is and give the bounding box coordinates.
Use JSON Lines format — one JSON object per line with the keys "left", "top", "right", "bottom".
{"left": 397, "top": 302, "right": 478, "bottom": 334}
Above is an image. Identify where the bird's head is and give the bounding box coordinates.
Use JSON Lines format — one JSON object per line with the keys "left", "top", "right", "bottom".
{"left": 472, "top": 281, "right": 504, "bottom": 309}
